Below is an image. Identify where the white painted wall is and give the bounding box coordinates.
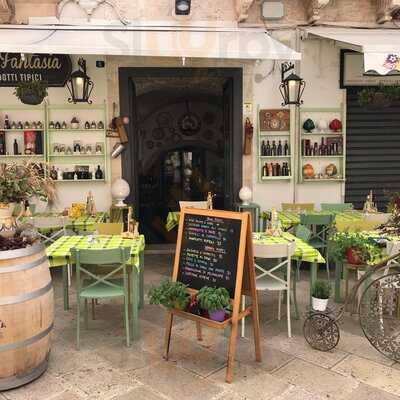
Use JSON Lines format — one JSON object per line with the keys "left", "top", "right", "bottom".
{"left": 0, "top": 55, "right": 112, "bottom": 212}
{"left": 252, "top": 32, "right": 346, "bottom": 211}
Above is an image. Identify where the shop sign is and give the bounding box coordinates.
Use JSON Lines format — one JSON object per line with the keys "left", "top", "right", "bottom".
{"left": 0, "top": 53, "right": 72, "bottom": 87}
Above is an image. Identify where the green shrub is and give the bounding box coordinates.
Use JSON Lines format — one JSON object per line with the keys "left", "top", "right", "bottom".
{"left": 148, "top": 280, "right": 189, "bottom": 310}
{"left": 197, "top": 286, "right": 230, "bottom": 312}
{"left": 312, "top": 280, "right": 331, "bottom": 300}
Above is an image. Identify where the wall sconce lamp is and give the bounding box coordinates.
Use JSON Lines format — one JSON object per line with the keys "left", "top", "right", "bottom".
{"left": 66, "top": 58, "right": 94, "bottom": 104}
{"left": 279, "top": 62, "right": 305, "bottom": 106}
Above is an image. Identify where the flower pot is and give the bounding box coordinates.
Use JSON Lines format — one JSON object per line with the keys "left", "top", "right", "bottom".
{"left": 346, "top": 248, "right": 363, "bottom": 265}
{"left": 312, "top": 297, "right": 329, "bottom": 312}
{"left": 209, "top": 309, "right": 226, "bottom": 322}
{"left": 19, "top": 91, "right": 45, "bottom": 106}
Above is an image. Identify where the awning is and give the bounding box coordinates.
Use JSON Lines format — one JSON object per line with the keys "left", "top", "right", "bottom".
{"left": 0, "top": 25, "right": 300, "bottom": 61}
{"left": 303, "top": 27, "right": 400, "bottom": 75}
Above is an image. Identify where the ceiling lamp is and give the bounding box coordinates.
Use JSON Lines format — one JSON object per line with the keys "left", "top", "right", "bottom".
{"left": 66, "top": 58, "right": 94, "bottom": 104}
{"left": 175, "top": 0, "right": 191, "bottom": 15}
{"left": 279, "top": 62, "right": 305, "bottom": 107}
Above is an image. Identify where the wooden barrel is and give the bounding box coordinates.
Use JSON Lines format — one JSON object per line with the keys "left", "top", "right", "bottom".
{"left": 0, "top": 243, "right": 54, "bottom": 391}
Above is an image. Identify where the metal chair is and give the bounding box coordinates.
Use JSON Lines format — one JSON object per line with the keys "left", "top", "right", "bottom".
{"left": 28, "top": 215, "right": 70, "bottom": 244}
{"left": 321, "top": 203, "right": 353, "bottom": 212}
{"left": 282, "top": 203, "right": 315, "bottom": 212}
{"left": 179, "top": 201, "right": 208, "bottom": 210}
{"left": 294, "top": 224, "right": 313, "bottom": 280}
{"left": 242, "top": 242, "right": 297, "bottom": 338}
{"left": 300, "top": 213, "right": 334, "bottom": 279}
{"left": 72, "top": 247, "right": 132, "bottom": 350}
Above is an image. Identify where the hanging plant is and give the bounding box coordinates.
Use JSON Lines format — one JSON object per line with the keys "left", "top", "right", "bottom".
{"left": 14, "top": 80, "right": 48, "bottom": 105}
{"left": 358, "top": 84, "right": 400, "bottom": 109}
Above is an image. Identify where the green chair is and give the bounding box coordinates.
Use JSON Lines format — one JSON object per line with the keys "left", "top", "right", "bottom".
{"left": 300, "top": 214, "right": 334, "bottom": 279}
{"left": 72, "top": 247, "right": 131, "bottom": 350}
{"left": 294, "top": 224, "right": 313, "bottom": 281}
{"left": 321, "top": 203, "right": 353, "bottom": 212}
{"left": 282, "top": 203, "right": 315, "bottom": 212}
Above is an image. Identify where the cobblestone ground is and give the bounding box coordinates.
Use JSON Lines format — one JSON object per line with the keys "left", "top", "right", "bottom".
{"left": 2, "top": 254, "right": 400, "bottom": 400}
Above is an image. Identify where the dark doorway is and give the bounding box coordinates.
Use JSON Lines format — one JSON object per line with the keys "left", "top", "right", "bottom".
{"left": 119, "top": 68, "right": 243, "bottom": 243}
{"left": 345, "top": 87, "right": 400, "bottom": 210}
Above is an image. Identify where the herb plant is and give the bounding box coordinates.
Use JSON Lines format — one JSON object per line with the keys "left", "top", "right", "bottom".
{"left": 312, "top": 280, "right": 331, "bottom": 300}
{"left": 148, "top": 280, "right": 189, "bottom": 310}
{"left": 14, "top": 80, "right": 48, "bottom": 105}
{"left": 197, "top": 286, "right": 230, "bottom": 312}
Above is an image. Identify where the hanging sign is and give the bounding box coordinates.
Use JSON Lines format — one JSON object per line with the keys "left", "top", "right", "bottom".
{"left": 0, "top": 53, "right": 72, "bottom": 87}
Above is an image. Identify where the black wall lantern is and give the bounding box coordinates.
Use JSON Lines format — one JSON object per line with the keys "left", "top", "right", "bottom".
{"left": 175, "top": 0, "right": 191, "bottom": 15}
{"left": 66, "top": 58, "right": 94, "bottom": 104}
{"left": 279, "top": 62, "right": 305, "bottom": 106}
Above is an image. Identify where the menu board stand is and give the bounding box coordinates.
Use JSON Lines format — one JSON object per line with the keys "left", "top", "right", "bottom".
{"left": 163, "top": 208, "right": 261, "bottom": 383}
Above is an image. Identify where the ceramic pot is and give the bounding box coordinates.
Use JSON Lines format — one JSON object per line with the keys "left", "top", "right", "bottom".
{"left": 209, "top": 309, "right": 226, "bottom": 322}
{"left": 346, "top": 248, "right": 363, "bottom": 265}
{"left": 303, "top": 119, "right": 315, "bottom": 132}
{"left": 312, "top": 297, "right": 329, "bottom": 312}
{"left": 19, "top": 92, "right": 45, "bottom": 106}
{"left": 0, "top": 203, "right": 17, "bottom": 237}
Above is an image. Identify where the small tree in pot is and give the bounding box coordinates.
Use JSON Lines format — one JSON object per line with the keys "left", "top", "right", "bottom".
{"left": 197, "top": 286, "right": 230, "bottom": 322}
{"left": 311, "top": 280, "right": 331, "bottom": 311}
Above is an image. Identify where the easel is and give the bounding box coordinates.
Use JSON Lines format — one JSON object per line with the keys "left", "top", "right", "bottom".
{"left": 163, "top": 209, "right": 261, "bottom": 383}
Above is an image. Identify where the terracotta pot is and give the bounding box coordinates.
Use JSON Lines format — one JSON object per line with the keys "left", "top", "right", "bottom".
{"left": 346, "top": 248, "right": 363, "bottom": 265}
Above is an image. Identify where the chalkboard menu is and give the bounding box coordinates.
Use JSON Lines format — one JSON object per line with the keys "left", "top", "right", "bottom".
{"left": 177, "top": 213, "right": 242, "bottom": 297}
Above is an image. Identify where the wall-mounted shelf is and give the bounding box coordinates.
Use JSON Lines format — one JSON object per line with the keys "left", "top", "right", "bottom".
{"left": 299, "top": 106, "right": 346, "bottom": 184}
{"left": 54, "top": 179, "right": 106, "bottom": 183}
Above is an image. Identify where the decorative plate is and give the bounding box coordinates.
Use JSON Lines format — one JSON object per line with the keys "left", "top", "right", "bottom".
{"left": 259, "top": 109, "right": 290, "bottom": 132}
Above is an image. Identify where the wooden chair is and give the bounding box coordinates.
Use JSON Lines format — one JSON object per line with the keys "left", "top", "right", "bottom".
{"left": 282, "top": 203, "right": 315, "bottom": 212}
{"left": 321, "top": 203, "right": 353, "bottom": 212}
{"left": 300, "top": 213, "right": 334, "bottom": 279}
{"left": 179, "top": 201, "right": 208, "bottom": 210}
{"left": 242, "top": 242, "right": 297, "bottom": 338}
{"left": 93, "top": 222, "right": 123, "bottom": 235}
{"left": 72, "top": 247, "right": 132, "bottom": 350}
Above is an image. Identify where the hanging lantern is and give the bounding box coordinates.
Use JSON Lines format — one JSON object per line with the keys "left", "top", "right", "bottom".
{"left": 66, "top": 58, "right": 94, "bottom": 104}
{"left": 279, "top": 62, "right": 305, "bottom": 107}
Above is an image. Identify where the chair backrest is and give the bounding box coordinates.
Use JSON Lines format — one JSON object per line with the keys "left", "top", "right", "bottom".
{"left": 179, "top": 201, "right": 208, "bottom": 210}
{"left": 300, "top": 213, "right": 334, "bottom": 244}
{"left": 282, "top": 203, "right": 315, "bottom": 212}
{"left": 294, "top": 224, "right": 312, "bottom": 243}
{"left": 93, "top": 222, "right": 123, "bottom": 235}
{"left": 253, "top": 242, "right": 296, "bottom": 259}
{"left": 29, "top": 216, "right": 69, "bottom": 229}
{"left": 72, "top": 247, "right": 131, "bottom": 293}
{"left": 320, "top": 203, "right": 353, "bottom": 212}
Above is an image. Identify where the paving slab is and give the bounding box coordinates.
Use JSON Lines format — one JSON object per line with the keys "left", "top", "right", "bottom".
{"left": 273, "top": 358, "right": 359, "bottom": 399}
{"left": 341, "top": 383, "right": 400, "bottom": 400}
{"left": 134, "top": 361, "right": 222, "bottom": 400}
{"left": 209, "top": 362, "right": 289, "bottom": 400}
{"left": 109, "top": 385, "right": 167, "bottom": 400}
{"left": 271, "top": 386, "right": 325, "bottom": 400}
{"left": 333, "top": 354, "right": 400, "bottom": 397}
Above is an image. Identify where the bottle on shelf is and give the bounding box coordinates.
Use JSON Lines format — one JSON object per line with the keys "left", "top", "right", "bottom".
{"left": 271, "top": 140, "right": 277, "bottom": 156}
{"left": 95, "top": 165, "right": 103, "bottom": 180}
{"left": 266, "top": 140, "right": 271, "bottom": 156}
{"left": 261, "top": 140, "right": 266, "bottom": 156}
{"left": 262, "top": 163, "right": 267, "bottom": 177}
{"left": 4, "top": 115, "right": 10, "bottom": 130}
{"left": 49, "top": 166, "right": 58, "bottom": 180}
{"left": 57, "top": 168, "right": 63, "bottom": 180}
{"left": 0, "top": 131, "right": 5, "bottom": 155}
{"left": 284, "top": 140, "right": 289, "bottom": 156}
{"left": 277, "top": 140, "right": 282, "bottom": 156}
{"left": 13, "top": 139, "right": 19, "bottom": 155}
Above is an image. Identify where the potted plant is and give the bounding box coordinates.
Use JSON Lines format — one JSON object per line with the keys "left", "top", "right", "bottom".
{"left": 14, "top": 80, "right": 48, "bottom": 105}
{"left": 197, "top": 286, "right": 230, "bottom": 322}
{"left": 0, "top": 162, "right": 55, "bottom": 237}
{"left": 148, "top": 280, "right": 189, "bottom": 311}
{"left": 311, "top": 280, "right": 331, "bottom": 311}
{"left": 358, "top": 85, "right": 400, "bottom": 109}
{"left": 329, "top": 232, "right": 381, "bottom": 265}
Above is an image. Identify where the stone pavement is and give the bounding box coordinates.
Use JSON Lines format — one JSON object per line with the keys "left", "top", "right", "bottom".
{"left": 2, "top": 254, "right": 400, "bottom": 400}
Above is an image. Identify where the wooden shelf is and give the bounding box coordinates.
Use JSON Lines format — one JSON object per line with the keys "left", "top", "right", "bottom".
{"left": 260, "top": 176, "right": 292, "bottom": 181}
{"left": 0, "top": 154, "right": 44, "bottom": 158}
{"left": 170, "top": 308, "right": 232, "bottom": 329}
{"left": 2, "top": 128, "right": 44, "bottom": 132}
{"left": 54, "top": 179, "right": 106, "bottom": 183}
{"left": 260, "top": 131, "right": 290, "bottom": 136}
{"left": 302, "top": 178, "right": 345, "bottom": 183}
{"left": 302, "top": 155, "right": 344, "bottom": 158}
{"left": 49, "top": 153, "right": 105, "bottom": 157}
{"left": 260, "top": 155, "right": 291, "bottom": 159}
{"left": 48, "top": 129, "right": 105, "bottom": 133}
{"left": 302, "top": 131, "right": 343, "bottom": 136}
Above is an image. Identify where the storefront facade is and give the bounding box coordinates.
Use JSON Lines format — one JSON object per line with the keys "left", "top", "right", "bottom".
{"left": 0, "top": 0, "right": 399, "bottom": 218}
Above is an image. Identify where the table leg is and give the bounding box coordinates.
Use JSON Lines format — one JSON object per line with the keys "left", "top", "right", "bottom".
{"left": 131, "top": 267, "right": 140, "bottom": 340}
{"left": 310, "top": 262, "right": 318, "bottom": 305}
{"left": 139, "top": 252, "right": 144, "bottom": 309}
{"left": 335, "top": 260, "right": 343, "bottom": 303}
{"left": 62, "top": 264, "right": 70, "bottom": 311}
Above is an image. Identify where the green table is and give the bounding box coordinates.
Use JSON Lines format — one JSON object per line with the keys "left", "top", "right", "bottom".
{"left": 253, "top": 232, "right": 325, "bottom": 303}
{"left": 261, "top": 210, "right": 384, "bottom": 232}
{"left": 67, "top": 212, "right": 107, "bottom": 232}
{"left": 46, "top": 234, "right": 145, "bottom": 339}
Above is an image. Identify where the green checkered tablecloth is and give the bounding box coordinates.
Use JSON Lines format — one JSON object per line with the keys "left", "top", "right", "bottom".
{"left": 166, "top": 211, "right": 180, "bottom": 232}
{"left": 253, "top": 232, "right": 325, "bottom": 264}
{"left": 46, "top": 234, "right": 145, "bottom": 269}
{"left": 262, "top": 210, "right": 380, "bottom": 232}
{"left": 67, "top": 212, "right": 107, "bottom": 232}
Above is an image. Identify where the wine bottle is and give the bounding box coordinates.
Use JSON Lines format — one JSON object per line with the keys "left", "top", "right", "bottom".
{"left": 284, "top": 140, "right": 289, "bottom": 156}
{"left": 4, "top": 115, "right": 10, "bottom": 130}
{"left": 261, "top": 140, "right": 266, "bottom": 156}
{"left": 266, "top": 140, "right": 271, "bottom": 156}
{"left": 13, "top": 139, "right": 18, "bottom": 155}
{"left": 95, "top": 165, "right": 103, "bottom": 180}
{"left": 272, "top": 141, "right": 277, "bottom": 156}
{"left": 0, "top": 131, "right": 5, "bottom": 155}
{"left": 277, "top": 140, "right": 282, "bottom": 156}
